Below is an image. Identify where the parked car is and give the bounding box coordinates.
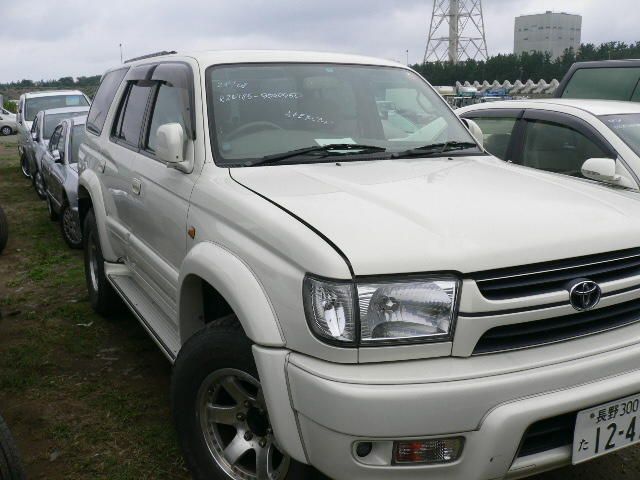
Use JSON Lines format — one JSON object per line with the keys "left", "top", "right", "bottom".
{"left": 16, "top": 90, "right": 90, "bottom": 177}
{"left": 41, "top": 115, "right": 87, "bottom": 249}
{"left": 456, "top": 99, "right": 640, "bottom": 190}
{"left": 26, "top": 106, "right": 90, "bottom": 199}
{"left": 0, "top": 108, "right": 17, "bottom": 136}
{"left": 79, "top": 50, "right": 640, "bottom": 480}
{"left": 556, "top": 59, "right": 640, "bottom": 101}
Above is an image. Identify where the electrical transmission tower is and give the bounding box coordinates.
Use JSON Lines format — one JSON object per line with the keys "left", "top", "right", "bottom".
{"left": 423, "top": 0, "right": 488, "bottom": 64}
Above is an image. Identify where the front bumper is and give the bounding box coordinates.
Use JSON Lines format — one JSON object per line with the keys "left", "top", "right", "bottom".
{"left": 254, "top": 324, "right": 640, "bottom": 480}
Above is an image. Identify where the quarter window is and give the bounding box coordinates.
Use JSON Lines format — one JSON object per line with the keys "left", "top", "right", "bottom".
{"left": 113, "top": 82, "right": 152, "bottom": 147}
{"left": 521, "top": 120, "right": 610, "bottom": 178}
{"left": 466, "top": 116, "right": 517, "bottom": 161}
{"left": 87, "top": 68, "right": 128, "bottom": 135}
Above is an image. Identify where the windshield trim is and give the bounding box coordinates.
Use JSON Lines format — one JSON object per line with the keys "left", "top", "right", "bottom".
{"left": 204, "top": 62, "right": 479, "bottom": 168}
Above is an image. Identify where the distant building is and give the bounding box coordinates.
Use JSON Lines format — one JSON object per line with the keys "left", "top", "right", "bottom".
{"left": 514, "top": 11, "right": 582, "bottom": 59}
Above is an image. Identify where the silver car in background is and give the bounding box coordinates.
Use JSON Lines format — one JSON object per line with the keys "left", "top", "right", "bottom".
{"left": 41, "top": 115, "right": 87, "bottom": 249}
{"left": 27, "top": 106, "right": 90, "bottom": 198}
{"left": 17, "top": 90, "right": 90, "bottom": 176}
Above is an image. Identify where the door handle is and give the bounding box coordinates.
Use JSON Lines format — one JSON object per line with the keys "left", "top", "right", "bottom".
{"left": 132, "top": 178, "right": 142, "bottom": 195}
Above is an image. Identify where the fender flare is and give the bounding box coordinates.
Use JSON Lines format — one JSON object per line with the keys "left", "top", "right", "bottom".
{"left": 178, "top": 241, "right": 286, "bottom": 347}
{"left": 78, "top": 170, "right": 117, "bottom": 261}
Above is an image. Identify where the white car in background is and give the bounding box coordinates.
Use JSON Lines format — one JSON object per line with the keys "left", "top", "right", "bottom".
{"left": 0, "top": 108, "right": 17, "bottom": 136}
{"left": 16, "top": 90, "right": 90, "bottom": 176}
{"left": 456, "top": 99, "right": 640, "bottom": 191}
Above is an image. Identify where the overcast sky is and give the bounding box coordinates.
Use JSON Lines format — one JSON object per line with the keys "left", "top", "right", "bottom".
{"left": 1, "top": 0, "right": 637, "bottom": 83}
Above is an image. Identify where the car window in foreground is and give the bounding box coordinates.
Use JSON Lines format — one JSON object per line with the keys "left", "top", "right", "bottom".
{"left": 522, "top": 120, "right": 609, "bottom": 178}
{"left": 25, "top": 95, "right": 89, "bottom": 121}
{"left": 206, "top": 63, "right": 479, "bottom": 166}
{"left": 562, "top": 67, "right": 640, "bottom": 101}
{"left": 601, "top": 113, "right": 640, "bottom": 157}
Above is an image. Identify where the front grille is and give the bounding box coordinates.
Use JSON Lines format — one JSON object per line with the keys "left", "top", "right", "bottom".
{"left": 474, "top": 248, "right": 640, "bottom": 300}
{"left": 474, "top": 298, "right": 640, "bottom": 354}
{"left": 517, "top": 413, "right": 576, "bottom": 458}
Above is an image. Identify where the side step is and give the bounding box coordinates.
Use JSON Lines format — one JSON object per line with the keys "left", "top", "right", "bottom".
{"left": 107, "top": 271, "right": 180, "bottom": 361}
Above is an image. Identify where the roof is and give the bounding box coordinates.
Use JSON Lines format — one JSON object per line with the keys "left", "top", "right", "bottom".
{"left": 457, "top": 98, "right": 640, "bottom": 117}
{"left": 42, "top": 106, "right": 90, "bottom": 116}
{"left": 126, "top": 49, "right": 406, "bottom": 69}
{"left": 23, "top": 90, "right": 86, "bottom": 99}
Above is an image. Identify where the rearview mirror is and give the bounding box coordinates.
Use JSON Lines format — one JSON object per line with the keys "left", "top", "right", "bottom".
{"left": 155, "top": 123, "right": 184, "bottom": 166}
{"left": 461, "top": 118, "right": 484, "bottom": 149}
{"left": 582, "top": 157, "right": 617, "bottom": 183}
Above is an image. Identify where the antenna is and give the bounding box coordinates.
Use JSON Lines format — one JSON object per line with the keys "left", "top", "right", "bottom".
{"left": 119, "top": 43, "right": 123, "bottom": 64}
{"left": 424, "top": 0, "right": 488, "bottom": 64}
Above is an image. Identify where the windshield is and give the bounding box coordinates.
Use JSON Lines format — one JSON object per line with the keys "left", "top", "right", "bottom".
{"left": 601, "top": 113, "right": 640, "bottom": 157}
{"left": 69, "top": 125, "right": 86, "bottom": 164}
{"left": 25, "top": 95, "right": 89, "bottom": 121}
{"left": 206, "top": 63, "right": 479, "bottom": 166}
{"left": 44, "top": 112, "right": 82, "bottom": 139}
{"left": 562, "top": 68, "right": 640, "bottom": 101}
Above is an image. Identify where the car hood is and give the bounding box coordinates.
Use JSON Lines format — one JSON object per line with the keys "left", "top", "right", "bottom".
{"left": 231, "top": 156, "right": 640, "bottom": 276}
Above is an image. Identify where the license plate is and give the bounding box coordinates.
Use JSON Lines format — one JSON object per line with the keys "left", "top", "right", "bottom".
{"left": 573, "top": 393, "right": 640, "bottom": 464}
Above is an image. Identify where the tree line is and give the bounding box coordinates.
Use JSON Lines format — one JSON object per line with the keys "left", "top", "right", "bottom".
{"left": 412, "top": 41, "right": 640, "bottom": 86}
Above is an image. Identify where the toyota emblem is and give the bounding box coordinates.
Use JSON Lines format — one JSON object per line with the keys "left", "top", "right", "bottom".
{"left": 568, "top": 279, "right": 601, "bottom": 311}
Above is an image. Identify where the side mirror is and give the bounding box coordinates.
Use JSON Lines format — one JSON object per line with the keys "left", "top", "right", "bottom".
{"left": 461, "top": 118, "right": 484, "bottom": 149}
{"left": 31, "top": 132, "right": 38, "bottom": 141}
{"left": 581, "top": 157, "right": 618, "bottom": 183}
{"left": 155, "top": 123, "right": 185, "bottom": 166}
{"left": 52, "top": 150, "right": 62, "bottom": 163}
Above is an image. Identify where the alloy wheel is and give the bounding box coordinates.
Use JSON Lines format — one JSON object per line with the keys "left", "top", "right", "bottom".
{"left": 88, "top": 232, "right": 100, "bottom": 292}
{"left": 0, "top": 126, "right": 11, "bottom": 136}
{"left": 34, "top": 172, "right": 45, "bottom": 198}
{"left": 62, "top": 208, "right": 82, "bottom": 245}
{"left": 197, "top": 368, "right": 290, "bottom": 480}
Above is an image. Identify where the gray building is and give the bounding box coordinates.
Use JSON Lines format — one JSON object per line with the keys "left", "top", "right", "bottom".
{"left": 514, "top": 11, "right": 582, "bottom": 59}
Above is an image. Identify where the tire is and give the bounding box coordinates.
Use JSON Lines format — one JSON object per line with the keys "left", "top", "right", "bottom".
{"left": 0, "top": 206, "right": 7, "bottom": 255}
{"left": 60, "top": 203, "right": 82, "bottom": 249}
{"left": 0, "top": 126, "right": 12, "bottom": 136}
{"left": 171, "top": 318, "right": 323, "bottom": 480}
{"left": 19, "top": 154, "right": 29, "bottom": 178}
{"left": 32, "top": 169, "right": 47, "bottom": 200}
{"left": 83, "top": 209, "right": 120, "bottom": 315}
{"left": 0, "top": 415, "right": 26, "bottom": 480}
{"left": 46, "top": 196, "right": 59, "bottom": 221}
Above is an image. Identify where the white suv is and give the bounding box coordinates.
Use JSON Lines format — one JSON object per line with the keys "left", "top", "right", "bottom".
{"left": 78, "top": 50, "right": 640, "bottom": 480}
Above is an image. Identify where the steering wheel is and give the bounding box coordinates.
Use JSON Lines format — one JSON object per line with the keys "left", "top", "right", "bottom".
{"left": 226, "top": 121, "right": 284, "bottom": 141}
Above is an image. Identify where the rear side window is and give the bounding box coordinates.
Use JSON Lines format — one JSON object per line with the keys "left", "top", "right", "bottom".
{"left": 87, "top": 68, "right": 128, "bottom": 135}
{"left": 466, "top": 116, "right": 517, "bottom": 161}
{"left": 562, "top": 67, "right": 640, "bottom": 101}
{"left": 112, "top": 83, "right": 153, "bottom": 147}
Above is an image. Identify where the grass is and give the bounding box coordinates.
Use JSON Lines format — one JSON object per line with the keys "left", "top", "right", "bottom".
{"left": 0, "top": 135, "right": 188, "bottom": 479}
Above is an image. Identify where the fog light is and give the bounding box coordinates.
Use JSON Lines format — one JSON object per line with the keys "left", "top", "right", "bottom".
{"left": 394, "top": 437, "right": 464, "bottom": 464}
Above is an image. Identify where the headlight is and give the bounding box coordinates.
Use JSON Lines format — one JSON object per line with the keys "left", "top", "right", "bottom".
{"left": 303, "top": 275, "right": 459, "bottom": 346}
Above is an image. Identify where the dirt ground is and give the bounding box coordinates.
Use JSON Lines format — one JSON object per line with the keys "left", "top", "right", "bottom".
{"left": 1, "top": 133, "right": 640, "bottom": 479}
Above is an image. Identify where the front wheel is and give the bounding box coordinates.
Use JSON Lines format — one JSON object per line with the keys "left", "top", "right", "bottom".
{"left": 32, "top": 170, "right": 46, "bottom": 200}
{"left": 20, "top": 154, "right": 29, "bottom": 178}
{"left": 0, "top": 126, "right": 12, "bottom": 136}
{"left": 171, "top": 319, "right": 322, "bottom": 480}
{"left": 60, "top": 204, "right": 82, "bottom": 249}
{"left": 83, "top": 209, "right": 120, "bottom": 315}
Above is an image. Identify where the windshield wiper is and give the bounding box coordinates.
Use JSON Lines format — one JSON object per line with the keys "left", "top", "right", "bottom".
{"left": 391, "top": 141, "right": 479, "bottom": 159}
{"left": 244, "top": 144, "right": 387, "bottom": 167}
